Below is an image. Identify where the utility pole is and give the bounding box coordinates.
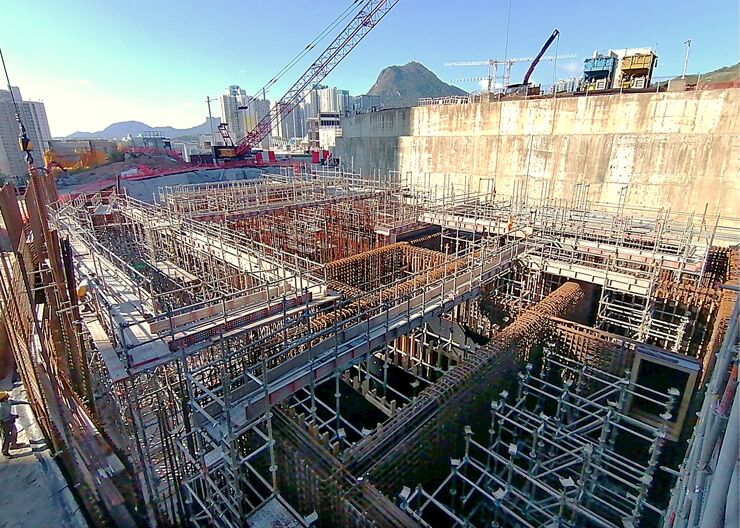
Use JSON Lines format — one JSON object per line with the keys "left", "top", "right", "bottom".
{"left": 681, "top": 39, "right": 692, "bottom": 79}
{"left": 205, "top": 96, "right": 217, "bottom": 166}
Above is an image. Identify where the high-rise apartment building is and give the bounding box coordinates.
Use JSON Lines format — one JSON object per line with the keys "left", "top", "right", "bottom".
{"left": 219, "top": 85, "right": 271, "bottom": 148}
{"left": 243, "top": 97, "right": 271, "bottom": 149}
{"left": 0, "top": 86, "right": 52, "bottom": 183}
{"left": 219, "top": 85, "right": 247, "bottom": 142}
{"left": 271, "top": 102, "right": 290, "bottom": 141}
{"left": 354, "top": 94, "right": 382, "bottom": 113}
{"left": 284, "top": 104, "right": 304, "bottom": 141}
{"left": 302, "top": 88, "right": 321, "bottom": 123}
{"left": 259, "top": 85, "right": 354, "bottom": 148}
{"left": 242, "top": 97, "right": 270, "bottom": 134}
{"left": 293, "top": 86, "right": 352, "bottom": 147}
{"left": 317, "top": 87, "right": 351, "bottom": 116}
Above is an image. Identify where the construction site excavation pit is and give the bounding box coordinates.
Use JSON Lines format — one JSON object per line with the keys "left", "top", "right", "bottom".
{"left": 1, "top": 162, "right": 736, "bottom": 528}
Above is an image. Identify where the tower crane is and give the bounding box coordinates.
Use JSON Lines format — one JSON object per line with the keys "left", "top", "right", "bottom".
{"left": 446, "top": 53, "right": 577, "bottom": 93}
{"left": 216, "top": 0, "right": 400, "bottom": 160}
{"left": 447, "top": 30, "right": 573, "bottom": 96}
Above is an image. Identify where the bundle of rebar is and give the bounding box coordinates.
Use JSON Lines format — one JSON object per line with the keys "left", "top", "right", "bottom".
{"left": 702, "top": 247, "right": 739, "bottom": 377}
{"left": 245, "top": 244, "right": 468, "bottom": 384}
{"left": 655, "top": 275, "right": 721, "bottom": 307}
{"left": 325, "top": 242, "right": 407, "bottom": 288}
{"left": 406, "top": 231, "right": 440, "bottom": 249}
{"left": 273, "top": 408, "right": 419, "bottom": 528}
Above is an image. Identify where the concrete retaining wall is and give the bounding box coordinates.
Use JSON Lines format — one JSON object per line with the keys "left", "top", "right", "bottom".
{"left": 337, "top": 89, "right": 740, "bottom": 217}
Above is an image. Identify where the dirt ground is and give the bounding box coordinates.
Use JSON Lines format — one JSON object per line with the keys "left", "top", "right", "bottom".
{"left": 56, "top": 153, "right": 182, "bottom": 190}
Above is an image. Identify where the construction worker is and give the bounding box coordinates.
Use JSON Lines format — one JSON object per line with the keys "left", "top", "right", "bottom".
{"left": 77, "top": 279, "right": 91, "bottom": 312}
{"left": 0, "top": 390, "right": 28, "bottom": 457}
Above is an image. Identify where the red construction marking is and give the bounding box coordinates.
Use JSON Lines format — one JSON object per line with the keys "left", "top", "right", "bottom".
{"left": 58, "top": 178, "right": 117, "bottom": 202}
{"left": 698, "top": 80, "right": 740, "bottom": 90}
{"left": 129, "top": 355, "right": 162, "bottom": 369}
{"left": 311, "top": 151, "right": 320, "bottom": 164}
{"left": 268, "top": 150, "right": 276, "bottom": 163}
{"left": 122, "top": 146, "right": 183, "bottom": 160}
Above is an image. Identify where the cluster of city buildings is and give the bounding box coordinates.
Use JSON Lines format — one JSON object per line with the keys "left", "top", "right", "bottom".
{"left": 0, "top": 81, "right": 383, "bottom": 183}
{"left": 0, "top": 87, "right": 174, "bottom": 184}
{"left": 217, "top": 84, "right": 381, "bottom": 152}
{"left": 168, "top": 85, "right": 382, "bottom": 162}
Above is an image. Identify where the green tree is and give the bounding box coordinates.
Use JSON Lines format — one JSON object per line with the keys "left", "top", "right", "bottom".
{"left": 109, "top": 149, "right": 124, "bottom": 163}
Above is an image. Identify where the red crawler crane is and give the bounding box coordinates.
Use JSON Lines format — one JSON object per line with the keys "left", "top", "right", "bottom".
{"left": 215, "top": 0, "right": 400, "bottom": 160}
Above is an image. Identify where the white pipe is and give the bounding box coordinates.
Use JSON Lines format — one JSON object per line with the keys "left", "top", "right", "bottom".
{"left": 699, "top": 391, "right": 739, "bottom": 528}
{"left": 724, "top": 461, "right": 739, "bottom": 527}
{"left": 667, "top": 301, "right": 739, "bottom": 527}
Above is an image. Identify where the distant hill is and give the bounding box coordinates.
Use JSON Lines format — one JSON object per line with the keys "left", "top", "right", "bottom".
{"left": 66, "top": 117, "right": 221, "bottom": 140}
{"left": 368, "top": 61, "right": 467, "bottom": 108}
{"left": 683, "top": 62, "right": 739, "bottom": 84}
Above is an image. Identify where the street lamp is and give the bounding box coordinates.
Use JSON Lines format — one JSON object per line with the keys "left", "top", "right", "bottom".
{"left": 205, "top": 96, "right": 217, "bottom": 166}
{"left": 681, "top": 39, "right": 692, "bottom": 79}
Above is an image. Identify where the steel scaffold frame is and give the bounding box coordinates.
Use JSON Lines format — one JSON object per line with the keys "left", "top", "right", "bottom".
{"left": 402, "top": 350, "right": 679, "bottom": 528}
{"left": 41, "top": 167, "right": 739, "bottom": 526}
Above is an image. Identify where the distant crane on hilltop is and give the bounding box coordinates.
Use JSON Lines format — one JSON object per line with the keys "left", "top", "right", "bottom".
{"left": 447, "top": 55, "right": 576, "bottom": 92}
{"left": 447, "top": 30, "right": 577, "bottom": 94}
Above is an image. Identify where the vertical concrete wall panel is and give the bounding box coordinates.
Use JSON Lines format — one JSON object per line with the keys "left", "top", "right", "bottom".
{"left": 338, "top": 89, "right": 740, "bottom": 217}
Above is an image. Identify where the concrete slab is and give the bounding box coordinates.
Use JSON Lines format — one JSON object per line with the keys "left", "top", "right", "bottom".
{"left": 245, "top": 496, "right": 306, "bottom": 527}
{"left": 0, "top": 375, "right": 88, "bottom": 528}
{"left": 121, "top": 167, "right": 264, "bottom": 202}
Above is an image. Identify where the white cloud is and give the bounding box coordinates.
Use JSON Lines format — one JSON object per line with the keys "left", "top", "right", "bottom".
{"left": 557, "top": 61, "right": 582, "bottom": 76}
{"left": 478, "top": 79, "right": 503, "bottom": 91}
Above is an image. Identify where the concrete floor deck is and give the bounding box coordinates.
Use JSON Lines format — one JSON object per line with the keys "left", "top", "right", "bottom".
{"left": 0, "top": 374, "right": 87, "bottom": 528}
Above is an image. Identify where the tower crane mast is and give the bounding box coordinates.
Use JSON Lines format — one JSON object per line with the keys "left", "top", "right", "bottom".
{"left": 227, "top": 0, "right": 400, "bottom": 158}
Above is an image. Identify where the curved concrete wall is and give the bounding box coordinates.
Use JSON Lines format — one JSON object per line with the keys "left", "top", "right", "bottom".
{"left": 337, "top": 89, "right": 740, "bottom": 217}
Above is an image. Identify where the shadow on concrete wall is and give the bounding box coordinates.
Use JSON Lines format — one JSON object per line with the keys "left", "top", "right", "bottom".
{"left": 336, "top": 107, "right": 412, "bottom": 179}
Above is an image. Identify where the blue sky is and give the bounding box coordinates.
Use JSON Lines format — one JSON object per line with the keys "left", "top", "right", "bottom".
{"left": 2, "top": 0, "right": 738, "bottom": 136}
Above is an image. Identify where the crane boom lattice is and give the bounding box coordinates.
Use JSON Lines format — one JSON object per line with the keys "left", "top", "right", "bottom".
{"left": 234, "top": 0, "right": 400, "bottom": 156}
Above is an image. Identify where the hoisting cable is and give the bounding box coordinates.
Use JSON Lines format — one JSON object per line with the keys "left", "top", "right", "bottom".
{"left": 240, "top": 0, "right": 367, "bottom": 109}
{"left": 0, "top": 48, "right": 35, "bottom": 173}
